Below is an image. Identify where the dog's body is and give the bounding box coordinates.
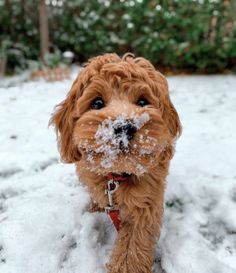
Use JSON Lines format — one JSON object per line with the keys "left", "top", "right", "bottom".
{"left": 51, "top": 53, "right": 181, "bottom": 273}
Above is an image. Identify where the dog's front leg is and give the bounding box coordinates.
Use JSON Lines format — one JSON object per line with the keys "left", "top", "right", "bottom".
{"left": 107, "top": 208, "right": 162, "bottom": 273}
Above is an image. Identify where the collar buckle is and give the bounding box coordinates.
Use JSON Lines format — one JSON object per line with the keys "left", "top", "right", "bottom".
{"left": 105, "top": 180, "right": 119, "bottom": 208}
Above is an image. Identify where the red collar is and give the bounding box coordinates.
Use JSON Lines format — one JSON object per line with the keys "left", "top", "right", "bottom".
{"left": 107, "top": 172, "right": 130, "bottom": 182}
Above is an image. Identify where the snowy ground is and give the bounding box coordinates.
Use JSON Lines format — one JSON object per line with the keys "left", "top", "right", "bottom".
{"left": 0, "top": 72, "right": 236, "bottom": 273}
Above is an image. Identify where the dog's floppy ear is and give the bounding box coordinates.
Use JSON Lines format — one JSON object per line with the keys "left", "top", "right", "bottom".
{"left": 161, "top": 78, "right": 182, "bottom": 139}
{"left": 50, "top": 75, "right": 82, "bottom": 163}
{"left": 151, "top": 69, "right": 182, "bottom": 139}
{"left": 154, "top": 73, "right": 182, "bottom": 164}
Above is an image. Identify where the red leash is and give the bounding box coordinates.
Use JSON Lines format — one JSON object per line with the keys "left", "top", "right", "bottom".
{"left": 105, "top": 173, "right": 129, "bottom": 231}
{"left": 107, "top": 210, "right": 121, "bottom": 231}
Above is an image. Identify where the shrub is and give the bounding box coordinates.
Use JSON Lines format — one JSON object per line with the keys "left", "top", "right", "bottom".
{"left": 0, "top": 0, "right": 236, "bottom": 73}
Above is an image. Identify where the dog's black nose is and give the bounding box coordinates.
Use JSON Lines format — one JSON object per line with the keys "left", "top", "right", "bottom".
{"left": 114, "top": 123, "right": 137, "bottom": 141}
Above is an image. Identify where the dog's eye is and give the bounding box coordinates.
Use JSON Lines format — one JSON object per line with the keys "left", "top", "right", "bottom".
{"left": 91, "top": 97, "right": 105, "bottom": 110}
{"left": 136, "top": 97, "right": 149, "bottom": 107}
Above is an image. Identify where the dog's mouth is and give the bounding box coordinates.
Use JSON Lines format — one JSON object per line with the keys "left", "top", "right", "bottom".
{"left": 105, "top": 172, "right": 135, "bottom": 185}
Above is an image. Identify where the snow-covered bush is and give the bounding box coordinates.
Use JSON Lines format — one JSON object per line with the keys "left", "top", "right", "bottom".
{"left": 1, "top": 0, "right": 236, "bottom": 73}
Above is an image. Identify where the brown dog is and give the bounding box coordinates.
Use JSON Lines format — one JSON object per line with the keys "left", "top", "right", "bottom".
{"left": 50, "top": 53, "right": 181, "bottom": 273}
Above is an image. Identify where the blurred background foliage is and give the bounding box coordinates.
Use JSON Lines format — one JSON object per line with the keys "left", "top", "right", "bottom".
{"left": 0, "top": 0, "right": 236, "bottom": 74}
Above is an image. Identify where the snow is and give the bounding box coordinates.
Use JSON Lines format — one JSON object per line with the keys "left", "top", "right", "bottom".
{"left": 62, "top": 51, "right": 74, "bottom": 59}
{"left": 0, "top": 73, "right": 236, "bottom": 273}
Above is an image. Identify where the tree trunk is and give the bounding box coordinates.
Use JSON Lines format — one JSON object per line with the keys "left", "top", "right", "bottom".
{"left": 4, "top": 0, "right": 12, "bottom": 35}
{"left": 21, "top": 0, "right": 25, "bottom": 29}
{"left": 39, "top": 0, "right": 49, "bottom": 63}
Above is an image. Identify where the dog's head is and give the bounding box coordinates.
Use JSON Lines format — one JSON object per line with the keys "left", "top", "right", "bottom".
{"left": 50, "top": 53, "right": 181, "bottom": 176}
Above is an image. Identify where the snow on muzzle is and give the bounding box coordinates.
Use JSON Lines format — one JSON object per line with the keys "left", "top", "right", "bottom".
{"left": 95, "top": 113, "right": 150, "bottom": 152}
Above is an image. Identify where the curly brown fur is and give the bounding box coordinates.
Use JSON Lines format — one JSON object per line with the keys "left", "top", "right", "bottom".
{"left": 50, "top": 53, "right": 181, "bottom": 273}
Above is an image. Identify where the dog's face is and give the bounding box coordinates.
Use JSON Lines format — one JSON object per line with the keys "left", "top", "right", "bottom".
{"left": 51, "top": 53, "right": 181, "bottom": 176}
